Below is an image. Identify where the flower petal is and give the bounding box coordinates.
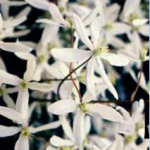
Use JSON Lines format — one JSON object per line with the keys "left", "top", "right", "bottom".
{"left": 132, "top": 19, "right": 148, "bottom": 27}
{"left": 48, "top": 100, "right": 78, "bottom": 115}
{"left": 101, "top": 53, "right": 129, "bottom": 66}
{"left": 24, "top": 57, "right": 36, "bottom": 81}
{"left": 73, "top": 110, "right": 85, "bottom": 150}
{"left": 0, "top": 106, "right": 24, "bottom": 124}
{"left": 51, "top": 48, "right": 92, "bottom": 62}
{"left": 29, "top": 82, "right": 53, "bottom": 92}
{"left": 15, "top": 135, "right": 29, "bottom": 150}
{"left": 96, "top": 58, "right": 118, "bottom": 99}
{"left": 48, "top": 3, "right": 70, "bottom": 27}
{"left": 86, "top": 58, "right": 96, "bottom": 97}
{"left": 50, "top": 136, "right": 74, "bottom": 147}
{"left": 25, "top": 0, "right": 50, "bottom": 11}
{"left": 0, "top": 69, "right": 21, "bottom": 86}
{"left": 139, "top": 25, "right": 149, "bottom": 37}
{"left": 73, "top": 13, "right": 93, "bottom": 50}
{"left": 89, "top": 103, "right": 123, "bottom": 122}
{"left": 0, "top": 41, "right": 33, "bottom": 53}
{"left": 16, "top": 89, "right": 29, "bottom": 121}
{"left": 0, "top": 125, "right": 21, "bottom": 137}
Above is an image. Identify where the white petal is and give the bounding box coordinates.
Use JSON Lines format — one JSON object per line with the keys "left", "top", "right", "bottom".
{"left": 61, "top": 116, "right": 74, "bottom": 141}
{"left": 73, "top": 111, "right": 85, "bottom": 150}
{"left": 48, "top": 100, "right": 78, "bottom": 115}
{"left": 25, "top": 0, "right": 50, "bottom": 11}
{"left": 112, "top": 23, "right": 131, "bottom": 34}
{"left": 0, "top": 125, "right": 21, "bottom": 137}
{"left": 0, "top": 106, "right": 24, "bottom": 124}
{"left": 73, "top": 13, "right": 93, "bottom": 50}
{"left": 0, "top": 41, "right": 33, "bottom": 53}
{"left": 50, "top": 136, "right": 74, "bottom": 147}
{"left": 101, "top": 53, "right": 129, "bottom": 66}
{"left": 108, "top": 135, "right": 124, "bottom": 150}
{"left": 3, "top": 16, "right": 27, "bottom": 28}
{"left": 139, "top": 25, "right": 149, "bottom": 37}
{"left": 36, "top": 19, "right": 63, "bottom": 26}
{"left": 86, "top": 58, "right": 96, "bottom": 97}
{"left": 132, "top": 19, "right": 148, "bottom": 27}
{"left": 30, "top": 121, "right": 61, "bottom": 134}
{"left": 3, "top": 94, "right": 15, "bottom": 109}
{"left": 15, "top": 135, "right": 29, "bottom": 150}
{"left": 29, "top": 82, "right": 53, "bottom": 92}
{"left": 0, "top": 69, "right": 21, "bottom": 85}
{"left": 24, "top": 57, "right": 36, "bottom": 81}
{"left": 48, "top": 3, "right": 70, "bottom": 27}
{"left": 91, "top": 17, "right": 102, "bottom": 47}
{"left": 96, "top": 58, "right": 118, "bottom": 99}
{"left": 51, "top": 48, "right": 92, "bottom": 62}
{"left": 89, "top": 104, "right": 123, "bottom": 122}
{"left": 16, "top": 89, "right": 29, "bottom": 120}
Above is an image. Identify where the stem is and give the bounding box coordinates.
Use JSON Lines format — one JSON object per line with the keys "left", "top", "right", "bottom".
{"left": 69, "top": 28, "right": 82, "bottom": 102}
{"left": 131, "top": 63, "right": 143, "bottom": 101}
{"left": 57, "top": 56, "right": 92, "bottom": 99}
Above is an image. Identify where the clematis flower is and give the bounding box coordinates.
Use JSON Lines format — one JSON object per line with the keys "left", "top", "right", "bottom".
{"left": 48, "top": 92, "right": 124, "bottom": 150}
{"left": 0, "top": 57, "right": 53, "bottom": 118}
{"left": 0, "top": 105, "right": 61, "bottom": 150}
{"left": 121, "top": 0, "right": 149, "bottom": 36}
{"left": 51, "top": 13, "right": 129, "bottom": 99}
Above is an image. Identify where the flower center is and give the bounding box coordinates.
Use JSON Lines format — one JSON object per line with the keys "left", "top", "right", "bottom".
{"left": 129, "top": 13, "right": 140, "bottom": 23}
{"left": 37, "top": 55, "right": 48, "bottom": 64}
{"left": 47, "top": 42, "right": 56, "bottom": 52}
{"left": 21, "top": 127, "right": 30, "bottom": 137}
{"left": 0, "top": 88, "right": 5, "bottom": 96}
{"left": 94, "top": 45, "right": 109, "bottom": 56}
{"left": 105, "top": 23, "right": 114, "bottom": 30}
{"left": 79, "top": 103, "right": 89, "bottom": 113}
{"left": 140, "top": 48, "right": 148, "bottom": 61}
{"left": 21, "top": 81, "right": 29, "bottom": 89}
{"left": 125, "top": 135, "right": 135, "bottom": 144}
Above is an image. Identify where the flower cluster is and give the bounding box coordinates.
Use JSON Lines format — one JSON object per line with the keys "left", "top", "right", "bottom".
{"left": 0, "top": 0, "right": 149, "bottom": 150}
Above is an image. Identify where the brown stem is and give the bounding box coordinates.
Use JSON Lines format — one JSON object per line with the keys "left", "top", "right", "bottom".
{"left": 131, "top": 63, "right": 143, "bottom": 101}
{"left": 69, "top": 28, "right": 82, "bottom": 102}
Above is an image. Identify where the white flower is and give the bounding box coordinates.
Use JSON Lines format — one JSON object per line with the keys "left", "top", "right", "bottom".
{"left": 0, "top": 57, "right": 53, "bottom": 118}
{"left": 48, "top": 93, "right": 123, "bottom": 150}
{"left": 51, "top": 13, "right": 129, "bottom": 99}
{"left": 0, "top": 105, "right": 61, "bottom": 150}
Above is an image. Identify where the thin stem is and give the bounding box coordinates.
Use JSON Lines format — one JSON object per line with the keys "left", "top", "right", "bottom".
{"left": 69, "top": 28, "right": 82, "bottom": 102}
{"left": 131, "top": 63, "right": 143, "bottom": 101}
{"left": 57, "top": 56, "right": 92, "bottom": 99}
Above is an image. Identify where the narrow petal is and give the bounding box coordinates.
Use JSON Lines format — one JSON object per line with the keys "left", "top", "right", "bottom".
{"left": 96, "top": 58, "right": 118, "bottom": 99}
{"left": 132, "top": 19, "right": 148, "bottom": 27}
{"left": 73, "top": 111, "right": 85, "bottom": 150}
{"left": 48, "top": 100, "right": 78, "bottom": 115}
{"left": 24, "top": 57, "right": 36, "bottom": 81}
{"left": 30, "top": 121, "right": 61, "bottom": 134}
{"left": 16, "top": 89, "right": 29, "bottom": 120}
{"left": 89, "top": 103, "right": 123, "bottom": 122}
{"left": 101, "top": 53, "right": 129, "bottom": 66}
{"left": 48, "top": 3, "right": 70, "bottom": 27}
{"left": 73, "top": 13, "right": 93, "bottom": 50}
{"left": 86, "top": 58, "right": 96, "bottom": 97}
{"left": 108, "top": 135, "right": 124, "bottom": 150}
{"left": 0, "top": 69, "right": 21, "bottom": 86}
{"left": 61, "top": 116, "right": 74, "bottom": 141}
{"left": 3, "top": 94, "right": 15, "bottom": 109}
{"left": 0, "top": 125, "right": 21, "bottom": 137}
{"left": 0, "top": 106, "right": 23, "bottom": 124}
{"left": 50, "top": 136, "right": 74, "bottom": 147}
{"left": 36, "top": 19, "right": 63, "bottom": 26}
{"left": 15, "top": 135, "right": 29, "bottom": 150}
{"left": 29, "top": 82, "right": 53, "bottom": 92}
{"left": 0, "top": 41, "right": 33, "bottom": 53}
{"left": 139, "top": 25, "right": 149, "bottom": 37}
{"left": 25, "top": 0, "right": 50, "bottom": 11}
{"left": 3, "top": 16, "right": 27, "bottom": 28}
{"left": 51, "top": 48, "right": 92, "bottom": 62}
